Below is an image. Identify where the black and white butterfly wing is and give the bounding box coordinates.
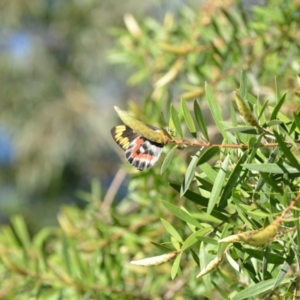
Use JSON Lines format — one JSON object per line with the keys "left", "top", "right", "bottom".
{"left": 111, "top": 125, "right": 164, "bottom": 170}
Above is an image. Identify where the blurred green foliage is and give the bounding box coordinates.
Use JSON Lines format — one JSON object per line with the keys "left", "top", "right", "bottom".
{"left": 1, "top": 0, "right": 300, "bottom": 299}
{"left": 0, "top": 0, "right": 168, "bottom": 227}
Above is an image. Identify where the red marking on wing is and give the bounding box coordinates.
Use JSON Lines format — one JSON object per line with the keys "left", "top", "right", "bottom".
{"left": 131, "top": 137, "right": 155, "bottom": 161}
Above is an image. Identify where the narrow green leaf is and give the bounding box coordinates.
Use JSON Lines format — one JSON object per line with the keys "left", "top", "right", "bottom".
{"left": 199, "top": 162, "right": 218, "bottom": 182}
{"left": 200, "top": 242, "right": 212, "bottom": 291}
{"left": 218, "top": 223, "right": 231, "bottom": 256}
{"left": 170, "top": 183, "right": 209, "bottom": 206}
{"left": 171, "top": 252, "right": 182, "bottom": 279}
{"left": 161, "top": 200, "right": 202, "bottom": 228}
{"left": 219, "top": 151, "right": 248, "bottom": 208}
{"left": 195, "top": 176, "right": 213, "bottom": 191}
{"left": 295, "top": 206, "right": 300, "bottom": 250}
{"left": 221, "top": 8, "right": 238, "bottom": 32}
{"left": 62, "top": 234, "right": 71, "bottom": 274}
{"left": 225, "top": 127, "right": 259, "bottom": 134}
{"left": 242, "top": 163, "right": 300, "bottom": 174}
{"left": 270, "top": 92, "right": 287, "bottom": 120}
{"left": 232, "top": 278, "right": 290, "bottom": 300}
{"left": 273, "top": 131, "right": 300, "bottom": 171}
{"left": 151, "top": 242, "right": 173, "bottom": 252}
{"left": 114, "top": 106, "right": 165, "bottom": 143}
{"left": 274, "top": 252, "right": 293, "bottom": 288}
{"left": 239, "top": 70, "right": 248, "bottom": 100}
{"left": 265, "top": 120, "right": 284, "bottom": 127}
{"left": 170, "top": 104, "right": 183, "bottom": 138}
{"left": 288, "top": 112, "right": 300, "bottom": 135}
{"left": 293, "top": 112, "right": 300, "bottom": 130}
{"left": 258, "top": 100, "right": 269, "bottom": 121}
{"left": 247, "top": 92, "right": 258, "bottom": 106}
{"left": 193, "top": 212, "right": 220, "bottom": 224}
{"left": 211, "top": 17, "right": 224, "bottom": 43}
{"left": 207, "top": 155, "right": 229, "bottom": 214}
{"left": 205, "top": 83, "right": 227, "bottom": 139}
{"left": 181, "top": 99, "right": 196, "bottom": 138}
{"left": 33, "top": 227, "right": 56, "bottom": 249}
{"left": 197, "top": 146, "right": 219, "bottom": 166}
{"left": 226, "top": 252, "right": 242, "bottom": 273}
{"left": 193, "top": 99, "right": 209, "bottom": 141}
{"left": 230, "top": 98, "right": 238, "bottom": 127}
{"left": 213, "top": 280, "right": 230, "bottom": 300}
{"left": 237, "top": 1, "right": 250, "bottom": 33}
{"left": 170, "top": 183, "right": 231, "bottom": 223}
{"left": 160, "top": 145, "right": 177, "bottom": 174}
{"left": 259, "top": 173, "right": 283, "bottom": 193}
{"left": 181, "top": 227, "right": 213, "bottom": 251}
{"left": 233, "top": 201, "right": 256, "bottom": 229}
{"left": 11, "top": 215, "right": 31, "bottom": 251}
{"left": 180, "top": 150, "right": 201, "bottom": 196}
{"left": 255, "top": 147, "right": 279, "bottom": 192}
{"left": 190, "top": 249, "right": 200, "bottom": 266}
{"left": 196, "top": 236, "right": 219, "bottom": 245}
{"left": 72, "top": 241, "right": 88, "bottom": 277}
{"left": 161, "top": 218, "right": 183, "bottom": 242}
{"left": 241, "top": 247, "right": 285, "bottom": 264}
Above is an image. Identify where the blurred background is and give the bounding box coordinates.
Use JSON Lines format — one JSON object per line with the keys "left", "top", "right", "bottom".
{"left": 0, "top": 0, "right": 194, "bottom": 230}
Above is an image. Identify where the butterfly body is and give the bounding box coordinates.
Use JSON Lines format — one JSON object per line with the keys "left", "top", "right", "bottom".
{"left": 111, "top": 125, "right": 164, "bottom": 170}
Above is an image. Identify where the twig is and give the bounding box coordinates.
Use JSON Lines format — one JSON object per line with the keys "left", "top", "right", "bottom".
{"left": 101, "top": 168, "right": 127, "bottom": 210}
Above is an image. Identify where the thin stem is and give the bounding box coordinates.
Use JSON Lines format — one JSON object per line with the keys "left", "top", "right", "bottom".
{"left": 171, "top": 139, "right": 284, "bottom": 149}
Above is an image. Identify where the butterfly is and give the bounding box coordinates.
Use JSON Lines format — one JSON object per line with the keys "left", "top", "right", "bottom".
{"left": 111, "top": 124, "right": 164, "bottom": 171}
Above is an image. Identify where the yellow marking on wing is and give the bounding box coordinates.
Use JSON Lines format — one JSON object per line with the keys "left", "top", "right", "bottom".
{"left": 118, "top": 138, "right": 130, "bottom": 148}
{"left": 114, "top": 106, "right": 169, "bottom": 144}
{"left": 115, "top": 125, "right": 126, "bottom": 134}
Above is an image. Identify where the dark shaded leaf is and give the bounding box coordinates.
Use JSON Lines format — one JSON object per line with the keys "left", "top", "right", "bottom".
{"left": 273, "top": 131, "right": 300, "bottom": 171}
{"left": 194, "top": 99, "right": 209, "bottom": 141}
{"left": 265, "top": 120, "right": 284, "bottom": 127}
{"left": 195, "top": 176, "right": 213, "bottom": 192}
{"left": 259, "top": 173, "right": 283, "bottom": 194}
{"left": 150, "top": 242, "right": 174, "bottom": 252}
{"left": 221, "top": 8, "right": 238, "bottom": 33}
{"left": 170, "top": 183, "right": 209, "bottom": 206}
{"left": 258, "top": 100, "right": 269, "bottom": 121}
{"left": 226, "top": 127, "right": 259, "bottom": 134}
{"left": 255, "top": 147, "right": 279, "bottom": 192}
{"left": 292, "top": 111, "right": 300, "bottom": 132}
{"left": 270, "top": 92, "right": 287, "bottom": 120}
{"left": 170, "top": 104, "right": 183, "bottom": 138}
{"left": 197, "top": 146, "right": 219, "bottom": 166}
{"left": 181, "top": 99, "right": 196, "bottom": 138}
{"left": 219, "top": 150, "right": 248, "bottom": 208}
